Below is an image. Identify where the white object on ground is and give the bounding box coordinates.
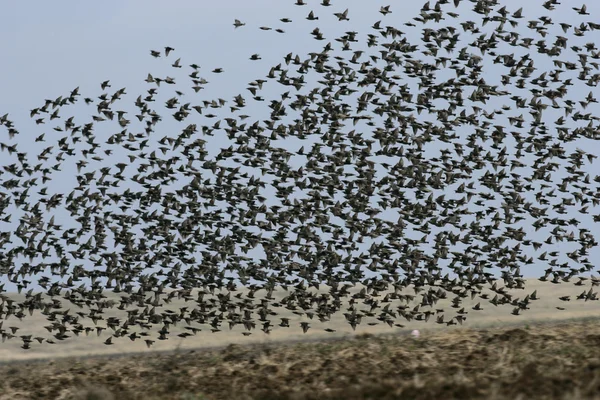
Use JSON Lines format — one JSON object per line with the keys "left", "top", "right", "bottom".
{"left": 411, "top": 329, "right": 420, "bottom": 338}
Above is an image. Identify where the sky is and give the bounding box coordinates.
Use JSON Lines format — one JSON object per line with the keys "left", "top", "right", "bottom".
{"left": 1, "top": 0, "right": 600, "bottom": 293}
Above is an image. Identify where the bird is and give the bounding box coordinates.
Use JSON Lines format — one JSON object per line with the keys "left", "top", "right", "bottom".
{"left": 379, "top": 6, "right": 391, "bottom": 16}
{"left": 300, "top": 322, "right": 310, "bottom": 333}
{"left": 164, "top": 46, "right": 175, "bottom": 56}
{"left": 333, "top": 9, "right": 349, "bottom": 21}
{"left": 0, "top": 0, "right": 597, "bottom": 352}
{"left": 573, "top": 5, "right": 589, "bottom": 15}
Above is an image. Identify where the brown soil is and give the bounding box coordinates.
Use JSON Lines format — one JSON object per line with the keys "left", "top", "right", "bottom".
{"left": 1, "top": 319, "right": 600, "bottom": 399}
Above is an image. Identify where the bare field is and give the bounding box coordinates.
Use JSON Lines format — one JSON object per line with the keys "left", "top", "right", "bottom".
{"left": 0, "top": 281, "right": 597, "bottom": 398}
{"left": 1, "top": 279, "right": 600, "bottom": 362}
{"left": 1, "top": 317, "right": 600, "bottom": 399}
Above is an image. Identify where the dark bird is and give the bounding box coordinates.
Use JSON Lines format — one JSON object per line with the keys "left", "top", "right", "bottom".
{"left": 334, "top": 8, "right": 349, "bottom": 21}
{"left": 573, "top": 4, "right": 589, "bottom": 15}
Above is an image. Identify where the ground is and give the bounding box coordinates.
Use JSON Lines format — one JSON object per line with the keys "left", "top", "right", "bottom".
{"left": 1, "top": 317, "right": 600, "bottom": 399}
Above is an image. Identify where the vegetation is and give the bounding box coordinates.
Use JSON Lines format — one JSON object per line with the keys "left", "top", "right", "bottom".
{"left": 2, "top": 319, "right": 600, "bottom": 399}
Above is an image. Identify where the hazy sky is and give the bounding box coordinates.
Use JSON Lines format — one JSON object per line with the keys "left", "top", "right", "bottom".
{"left": 1, "top": 0, "right": 600, "bottom": 292}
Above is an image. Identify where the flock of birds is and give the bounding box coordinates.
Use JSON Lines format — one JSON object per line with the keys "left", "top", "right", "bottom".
{"left": 1, "top": 0, "right": 600, "bottom": 350}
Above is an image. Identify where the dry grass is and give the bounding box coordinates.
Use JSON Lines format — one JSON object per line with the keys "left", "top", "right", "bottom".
{"left": 0, "top": 280, "right": 599, "bottom": 398}
{"left": 2, "top": 318, "right": 600, "bottom": 399}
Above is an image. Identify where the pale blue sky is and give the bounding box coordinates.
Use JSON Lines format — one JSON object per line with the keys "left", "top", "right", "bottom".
{"left": 1, "top": 1, "right": 600, "bottom": 292}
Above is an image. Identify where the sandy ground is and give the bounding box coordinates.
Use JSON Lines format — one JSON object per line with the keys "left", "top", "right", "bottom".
{"left": 0, "top": 279, "right": 598, "bottom": 363}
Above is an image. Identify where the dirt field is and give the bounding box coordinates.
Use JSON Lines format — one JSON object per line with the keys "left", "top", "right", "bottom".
{"left": 0, "top": 317, "right": 599, "bottom": 399}
{"left": 0, "top": 280, "right": 600, "bottom": 399}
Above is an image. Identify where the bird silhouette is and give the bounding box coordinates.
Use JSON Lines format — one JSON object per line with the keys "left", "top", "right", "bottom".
{"left": 0, "top": 0, "right": 597, "bottom": 351}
